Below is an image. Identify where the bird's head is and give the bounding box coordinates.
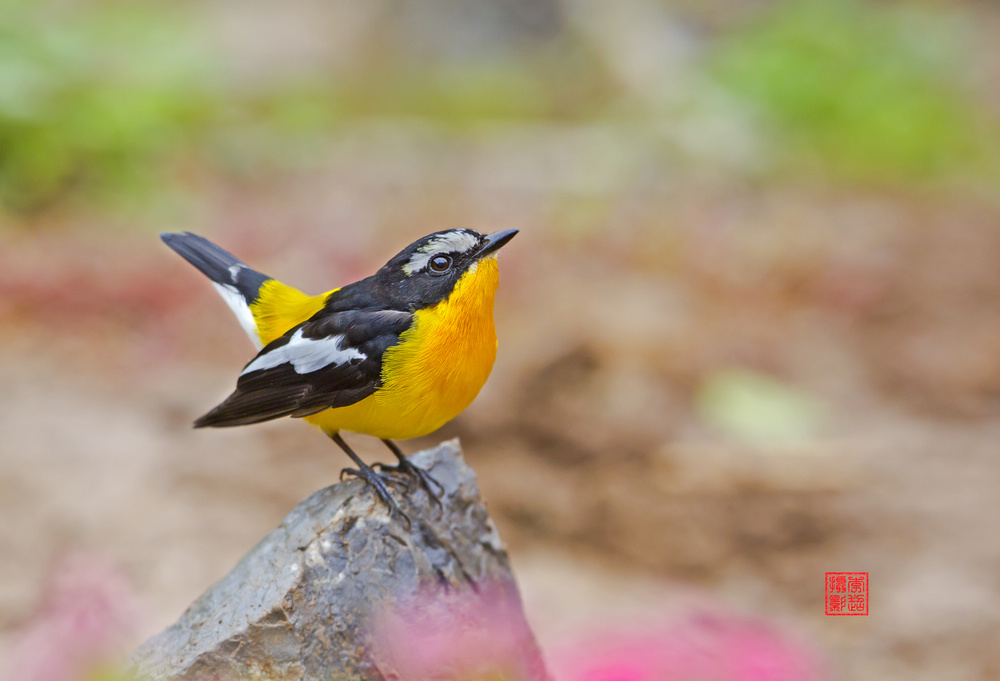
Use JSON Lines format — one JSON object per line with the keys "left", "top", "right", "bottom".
{"left": 377, "top": 229, "right": 518, "bottom": 309}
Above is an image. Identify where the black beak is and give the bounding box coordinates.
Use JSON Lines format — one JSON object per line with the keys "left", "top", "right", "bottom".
{"left": 477, "top": 229, "right": 519, "bottom": 259}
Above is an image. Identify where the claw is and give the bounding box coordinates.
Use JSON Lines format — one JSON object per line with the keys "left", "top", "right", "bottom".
{"left": 379, "top": 439, "right": 446, "bottom": 506}
{"left": 329, "top": 432, "right": 411, "bottom": 527}
{"left": 375, "top": 459, "right": 444, "bottom": 503}
{"left": 340, "top": 465, "right": 411, "bottom": 528}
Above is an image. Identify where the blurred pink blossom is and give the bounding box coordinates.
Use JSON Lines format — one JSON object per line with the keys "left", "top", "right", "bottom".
{"left": 371, "top": 584, "right": 824, "bottom": 681}
{"left": 549, "top": 614, "right": 825, "bottom": 681}
{"left": 6, "top": 553, "right": 138, "bottom": 681}
{"left": 371, "top": 581, "right": 547, "bottom": 681}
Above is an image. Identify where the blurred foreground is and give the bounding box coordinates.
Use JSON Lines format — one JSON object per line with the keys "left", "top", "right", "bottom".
{"left": 3, "top": 1, "right": 1000, "bottom": 680}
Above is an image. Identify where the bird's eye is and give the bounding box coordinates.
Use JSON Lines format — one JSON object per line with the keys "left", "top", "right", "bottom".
{"left": 429, "top": 255, "right": 452, "bottom": 273}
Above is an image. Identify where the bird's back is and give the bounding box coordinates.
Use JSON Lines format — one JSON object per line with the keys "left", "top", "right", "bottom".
{"left": 249, "top": 280, "right": 332, "bottom": 347}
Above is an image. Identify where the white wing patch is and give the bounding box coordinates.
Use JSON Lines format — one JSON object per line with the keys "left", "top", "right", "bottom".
{"left": 212, "top": 283, "right": 263, "bottom": 350}
{"left": 403, "top": 230, "right": 481, "bottom": 275}
{"left": 241, "top": 329, "right": 365, "bottom": 375}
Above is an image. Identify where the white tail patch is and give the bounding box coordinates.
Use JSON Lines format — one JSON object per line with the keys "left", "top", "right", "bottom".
{"left": 212, "top": 283, "right": 262, "bottom": 349}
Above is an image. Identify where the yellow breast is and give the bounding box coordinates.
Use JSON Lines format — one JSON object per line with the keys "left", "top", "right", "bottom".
{"left": 304, "top": 256, "right": 501, "bottom": 439}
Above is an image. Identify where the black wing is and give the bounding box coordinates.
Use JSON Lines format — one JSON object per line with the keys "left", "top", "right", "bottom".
{"left": 194, "top": 309, "right": 413, "bottom": 427}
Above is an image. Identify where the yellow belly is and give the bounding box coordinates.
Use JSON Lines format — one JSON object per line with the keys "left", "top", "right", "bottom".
{"left": 304, "top": 257, "right": 500, "bottom": 440}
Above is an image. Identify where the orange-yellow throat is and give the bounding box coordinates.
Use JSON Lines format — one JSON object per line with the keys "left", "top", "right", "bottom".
{"left": 301, "top": 255, "right": 501, "bottom": 439}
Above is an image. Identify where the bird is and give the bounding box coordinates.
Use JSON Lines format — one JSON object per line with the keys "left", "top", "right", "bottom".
{"left": 161, "top": 228, "right": 518, "bottom": 517}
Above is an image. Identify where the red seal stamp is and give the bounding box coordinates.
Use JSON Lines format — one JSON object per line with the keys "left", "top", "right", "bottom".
{"left": 825, "top": 572, "right": 868, "bottom": 616}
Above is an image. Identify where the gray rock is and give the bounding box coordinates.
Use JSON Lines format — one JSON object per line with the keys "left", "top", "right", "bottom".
{"left": 129, "top": 439, "right": 549, "bottom": 681}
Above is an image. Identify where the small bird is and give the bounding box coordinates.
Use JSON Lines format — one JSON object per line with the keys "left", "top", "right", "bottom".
{"left": 162, "top": 228, "right": 518, "bottom": 516}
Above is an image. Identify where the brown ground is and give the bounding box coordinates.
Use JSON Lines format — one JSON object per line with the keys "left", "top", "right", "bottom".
{"left": 3, "top": 2, "right": 1000, "bottom": 678}
{"left": 2, "top": 178, "right": 1000, "bottom": 680}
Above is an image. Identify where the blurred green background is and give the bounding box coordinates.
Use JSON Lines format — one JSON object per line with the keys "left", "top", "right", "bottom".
{"left": 3, "top": 0, "right": 997, "bottom": 216}
{"left": 3, "top": 1, "right": 1000, "bottom": 679}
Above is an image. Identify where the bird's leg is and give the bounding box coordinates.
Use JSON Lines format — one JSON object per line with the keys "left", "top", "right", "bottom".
{"left": 329, "top": 432, "right": 409, "bottom": 525}
{"left": 374, "top": 439, "right": 445, "bottom": 502}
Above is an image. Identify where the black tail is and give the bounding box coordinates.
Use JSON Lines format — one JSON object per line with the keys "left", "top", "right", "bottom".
{"left": 161, "top": 232, "right": 270, "bottom": 303}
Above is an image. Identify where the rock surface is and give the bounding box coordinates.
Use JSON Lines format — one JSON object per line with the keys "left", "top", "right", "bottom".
{"left": 129, "top": 440, "right": 549, "bottom": 681}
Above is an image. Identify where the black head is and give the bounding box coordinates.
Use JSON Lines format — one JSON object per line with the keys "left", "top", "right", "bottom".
{"left": 374, "top": 228, "right": 518, "bottom": 309}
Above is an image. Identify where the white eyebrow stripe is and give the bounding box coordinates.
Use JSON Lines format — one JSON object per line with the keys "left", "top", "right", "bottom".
{"left": 241, "top": 329, "right": 365, "bottom": 375}
{"left": 403, "top": 230, "right": 481, "bottom": 275}
{"left": 426, "top": 230, "right": 480, "bottom": 253}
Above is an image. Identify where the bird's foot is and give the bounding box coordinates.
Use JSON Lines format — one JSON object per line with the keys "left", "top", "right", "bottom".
{"left": 340, "top": 465, "right": 411, "bottom": 527}
{"left": 330, "top": 432, "right": 410, "bottom": 526}
{"left": 374, "top": 457, "right": 445, "bottom": 504}
{"left": 378, "top": 439, "right": 446, "bottom": 504}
